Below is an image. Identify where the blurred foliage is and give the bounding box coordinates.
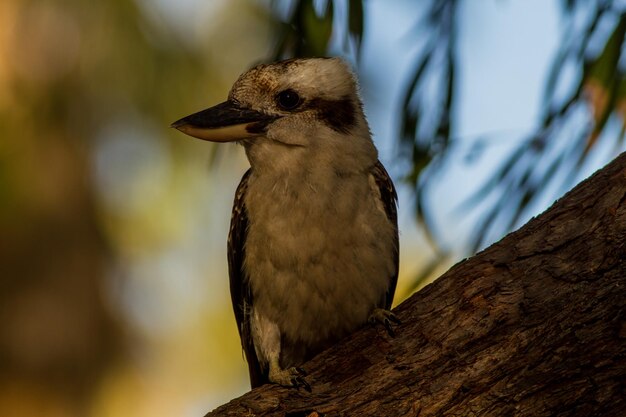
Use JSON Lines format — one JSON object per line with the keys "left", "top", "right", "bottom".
{"left": 463, "top": 0, "right": 626, "bottom": 252}
{"left": 0, "top": 0, "right": 272, "bottom": 415}
{"left": 270, "top": 0, "right": 626, "bottom": 288}
{"left": 270, "top": 0, "right": 363, "bottom": 59}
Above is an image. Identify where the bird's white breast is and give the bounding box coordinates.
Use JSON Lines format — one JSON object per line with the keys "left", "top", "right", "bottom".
{"left": 243, "top": 164, "right": 396, "bottom": 356}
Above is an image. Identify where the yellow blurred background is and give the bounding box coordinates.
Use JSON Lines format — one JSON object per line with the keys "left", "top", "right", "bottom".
{"left": 0, "top": 0, "right": 280, "bottom": 415}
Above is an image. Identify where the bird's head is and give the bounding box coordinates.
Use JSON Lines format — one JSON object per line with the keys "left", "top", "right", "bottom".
{"left": 172, "top": 57, "right": 377, "bottom": 173}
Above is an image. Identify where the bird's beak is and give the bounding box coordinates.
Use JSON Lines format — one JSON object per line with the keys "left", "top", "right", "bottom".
{"left": 171, "top": 100, "right": 279, "bottom": 142}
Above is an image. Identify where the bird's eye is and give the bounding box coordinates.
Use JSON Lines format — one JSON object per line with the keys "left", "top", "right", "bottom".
{"left": 276, "top": 89, "right": 301, "bottom": 111}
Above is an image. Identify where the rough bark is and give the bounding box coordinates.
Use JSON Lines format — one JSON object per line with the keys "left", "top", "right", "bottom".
{"left": 206, "top": 152, "right": 626, "bottom": 417}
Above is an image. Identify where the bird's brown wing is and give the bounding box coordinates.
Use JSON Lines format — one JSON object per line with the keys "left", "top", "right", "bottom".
{"left": 227, "top": 169, "right": 266, "bottom": 388}
{"left": 372, "top": 160, "right": 399, "bottom": 309}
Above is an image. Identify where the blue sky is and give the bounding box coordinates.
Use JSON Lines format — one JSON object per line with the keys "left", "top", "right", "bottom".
{"left": 356, "top": 0, "right": 562, "bottom": 275}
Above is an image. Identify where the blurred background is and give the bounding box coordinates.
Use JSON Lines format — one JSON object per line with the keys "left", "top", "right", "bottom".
{"left": 1, "top": 0, "right": 625, "bottom": 415}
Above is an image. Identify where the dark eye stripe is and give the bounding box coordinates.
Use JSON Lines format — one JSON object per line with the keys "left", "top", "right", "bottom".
{"left": 306, "top": 97, "right": 357, "bottom": 134}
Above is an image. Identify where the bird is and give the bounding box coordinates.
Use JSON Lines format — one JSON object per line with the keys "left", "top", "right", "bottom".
{"left": 172, "top": 57, "right": 399, "bottom": 390}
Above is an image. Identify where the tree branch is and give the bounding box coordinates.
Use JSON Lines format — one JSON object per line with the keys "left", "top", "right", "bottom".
{"left": 207, "top": 152, "right": 626, "bottom": 416}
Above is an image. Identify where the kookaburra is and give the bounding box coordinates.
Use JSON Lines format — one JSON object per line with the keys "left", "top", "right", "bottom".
{"left": 172, "top": 57, "right": 399, "bottom": 390}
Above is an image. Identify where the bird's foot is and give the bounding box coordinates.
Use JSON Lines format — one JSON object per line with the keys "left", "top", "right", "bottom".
{"left": 269, "top": 366, "right": 311, "bottom": 392}
{"left": 368, "top": 308, "right": 401, "bottom": 337}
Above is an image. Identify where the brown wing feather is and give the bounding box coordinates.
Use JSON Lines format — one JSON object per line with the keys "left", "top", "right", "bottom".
{"left": 372, "top": 160, "right": 399, "bottom": 309}
{"left": 227, "top": 169, "right": 266, "bottom": 387}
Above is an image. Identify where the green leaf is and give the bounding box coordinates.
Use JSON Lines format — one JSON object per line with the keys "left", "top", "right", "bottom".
{"left": 301, "top": 0, "right": 333, "bottom": 57}
{"left": 586, "top": 16, "right": 626, "bottom": 85}
{"left": 348, "top": 0, "right": 364, "bottom": 52}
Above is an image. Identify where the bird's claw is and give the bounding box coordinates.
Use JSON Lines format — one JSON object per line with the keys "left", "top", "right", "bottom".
{"left": 270, "top": 366, "right": 311, "bottom": 392}
{"left": 368, "top": 308, "right": 401, "bottom": 337}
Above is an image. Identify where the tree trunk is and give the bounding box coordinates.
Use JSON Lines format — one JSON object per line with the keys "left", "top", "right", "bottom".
{"left": 206, "top": 152, "right": 626, "bottom": 417}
